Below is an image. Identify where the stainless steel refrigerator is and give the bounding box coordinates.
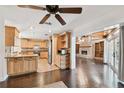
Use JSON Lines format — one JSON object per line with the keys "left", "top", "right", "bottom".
{"left": 48, "top": 37, "right": 52, "bottom": 64}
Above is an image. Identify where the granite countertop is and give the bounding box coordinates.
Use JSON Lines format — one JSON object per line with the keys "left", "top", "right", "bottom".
{"left": 5, "top": 54, "right": 38, "bottom": 58}
{"left": 21, "top": 48, "right": 48, "bottom": 52}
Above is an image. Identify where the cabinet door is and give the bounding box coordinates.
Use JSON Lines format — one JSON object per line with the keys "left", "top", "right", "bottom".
{"left": 14, "top": 59, "right": 21, "bottom": 74}
{"left": 35, "top": 41, "right": 40, "bottom": 46}
{"left": 40, "top": 52, "right": 48, "bottom": 59}
{"left": 5, "top": 27, "right": 15, "bottom": 46}
{"left": 57, "top": 36, "right": 61, "bottom": 50}
{"left": 28, "top": 40, "right": 34, "bottom": 48}
{"left": 28, "top": 60, "right": 33, "bottom": 72}
{"left": 21, "top": 39, "right": 27, "bottom": 48}
{"left": 41, "top": 41, "right": 48, "bottom": 48}
{"left": 7, "top": 59, "right": 22, "bottom": 75}
{"left": 31, "top": 41, "right": 35, "bottom": 48}
{"left": 30, "top": 58, "right": 37, "bottom": 71}
{"left": 23, "top": 58, "right": 34, "bottom": 72}
{"left": 17, "top": 58, "right": 24, "bottom": 74}
{"left": 55, "top": 55, "right": 61, "bottom": 67}
{"left": 23, "top": 59, "right": 30, "bottom": 72}
{"left": 7, "top": 59, "right": 15, "bottom": 75}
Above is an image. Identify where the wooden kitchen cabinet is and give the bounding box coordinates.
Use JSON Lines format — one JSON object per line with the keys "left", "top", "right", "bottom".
{"left": 7, "top": 58, "right": 23, "bottom": 75}
{"left": 34, "top": 41, "right": 40, "bottom": 46}
{"left": 28, "top": 40, "right": 34, "bottom": 48}
{"left": 21, "top": 39, "right": 28, "bottom": 48}
{"left": 56, "top": 54, "right": 70, "bottom": 69}
{"left": 5, "top": 26, "right": 19, "bottom": 46}
{"left": 40, "top": 40, "right": 48, "bottom": 48}
{"left": 21, "top": 39, "right": 48, "bottom": 48}
{"left": 7, "top": 59, "right": 15, "bottom": 75}
{"left": 57, "top": 32, "right": 71, "bottom": 50}
{"left": 40, "top": 51, "right": 48, "bottom": 59}
{"left": 7, "top": 57, "right": 38, "bottom": 76}
{"left": 21, "top": 39, "right": 34, "bottom": 48}
{"left": 52, "top": 32, "right": 71, "bottom": 69}
{"left": 55, "top": 55, "right": 61, "bottom": 67}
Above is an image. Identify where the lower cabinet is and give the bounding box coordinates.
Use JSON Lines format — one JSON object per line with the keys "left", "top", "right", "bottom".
{"left": 40, "top": 51, "right": 48, "bottom": 59}
{"left": 7, "top": 59, "right": 15, "bottom": 75}
{"left": 60, "top": 54, "right": 70, "bottom": 69}
{"left": 7, "top": 57, "right": 37, "bottom": 76}
{"left": 55, "top": 54, "right": 70, "bottom": 69}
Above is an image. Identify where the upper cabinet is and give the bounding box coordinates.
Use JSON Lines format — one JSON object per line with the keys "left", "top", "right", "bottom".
{"left": 21, "top": 39, "right": 48, "bottom": 48}
{"left": 40, "top": 40, "right": 48, "bottom": 48}
{"left": 5, "top": 26, "right": 20, "bottom": 46}
{"left": 57, "top": 32, "right": 71, "bottom": 50}
{"left": 21, "top": 39, "right": 28, "bottom": 48}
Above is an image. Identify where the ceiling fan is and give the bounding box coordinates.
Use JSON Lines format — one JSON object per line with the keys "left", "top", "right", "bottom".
{"left": 17, "top": 5, "right": 82, "bottom": 25}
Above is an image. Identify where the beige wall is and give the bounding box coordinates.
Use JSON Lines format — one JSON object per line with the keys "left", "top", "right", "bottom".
{"left": 0, "top": 17, "right": 7, "bottom": 81}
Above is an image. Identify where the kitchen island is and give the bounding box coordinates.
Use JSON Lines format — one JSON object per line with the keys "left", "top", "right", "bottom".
{"left": 5, "top": 54, "right": 39, "bottom": 76}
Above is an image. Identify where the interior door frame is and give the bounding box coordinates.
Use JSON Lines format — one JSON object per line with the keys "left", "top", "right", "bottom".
{"left": 108, "top": 35, "right": 119, "bottom": 74}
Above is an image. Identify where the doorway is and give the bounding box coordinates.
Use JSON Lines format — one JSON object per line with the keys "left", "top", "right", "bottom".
{"left": 37, "top": 39, "right": 59, "bottom": 73}
{"left": 95, "top": 41, "right": 104, "bottom": 58}
{"left": 108, "top": 34, "right": 119, "bottom": 74}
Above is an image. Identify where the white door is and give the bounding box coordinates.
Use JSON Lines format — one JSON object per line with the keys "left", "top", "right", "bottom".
{"left": 108, "top": 36, "right": 119, "bottom": 73}
{"left": 114, "top": 37, "right": 119, "bottom": 72}
{"left": 109, "top": 40, "right": 114, "bottom": 67}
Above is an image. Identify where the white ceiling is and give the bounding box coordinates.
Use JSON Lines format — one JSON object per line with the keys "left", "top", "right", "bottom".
{"left": 0, "top": 5, "right": 124, "bottom": 39}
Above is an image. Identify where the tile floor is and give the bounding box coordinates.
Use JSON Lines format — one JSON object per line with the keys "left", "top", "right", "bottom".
{"left": 37, "top": 59, "right": 59, "bottom": 73}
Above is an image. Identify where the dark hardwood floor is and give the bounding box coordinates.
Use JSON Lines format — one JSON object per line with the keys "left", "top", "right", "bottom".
{"left": 0, "top": 57, "right": 124, "bottom": 88}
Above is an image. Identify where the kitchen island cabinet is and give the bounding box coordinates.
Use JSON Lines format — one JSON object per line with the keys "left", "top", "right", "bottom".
{"left": 5, "top": 55, "right": 38, "bottom": 76}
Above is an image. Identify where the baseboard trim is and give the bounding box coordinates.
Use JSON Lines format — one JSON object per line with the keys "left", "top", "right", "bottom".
{"left": 0, "top": 75, "right": 8, "bottom": 82}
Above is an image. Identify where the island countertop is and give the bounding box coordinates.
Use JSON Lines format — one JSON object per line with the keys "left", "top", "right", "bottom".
{"left": 5, "top": 54, "right": 38, "bottom": 59}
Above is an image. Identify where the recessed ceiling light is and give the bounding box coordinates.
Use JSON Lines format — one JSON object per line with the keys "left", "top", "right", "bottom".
{"left": 30, "top": 26, "right": 33, "bottom": 30}
{"left": 49, "top": 30, "right": 52, "bottom": 33}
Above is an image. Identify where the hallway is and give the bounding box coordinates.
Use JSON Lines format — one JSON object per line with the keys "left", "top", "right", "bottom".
{"left": 0, "top": 57, "right": 123, "bottom": 88}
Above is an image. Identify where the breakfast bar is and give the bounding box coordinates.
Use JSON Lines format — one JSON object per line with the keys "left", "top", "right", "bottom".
{"left": 5, "top": 55, "right": 39, "bottom": 76}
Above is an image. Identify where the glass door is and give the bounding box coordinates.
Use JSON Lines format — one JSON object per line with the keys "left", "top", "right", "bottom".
{"left": 109, "top": 40, "right": 114, "bottom": 67}
{"left": 114, "top": 37, "right": 119, "bottom": 72}
{"left": 108, "top": 36, "right": 119, "bottom": 74}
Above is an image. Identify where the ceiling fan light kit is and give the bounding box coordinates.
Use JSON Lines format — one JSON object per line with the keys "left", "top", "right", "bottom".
{"left": 18, "top": 5, "right": 82, "bottom": 26}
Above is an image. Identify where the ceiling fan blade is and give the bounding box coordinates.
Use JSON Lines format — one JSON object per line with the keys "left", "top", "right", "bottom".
{"left": 55, "top": 14, "right": 66, "bottom": 25}
{"left": 59, "top": 7, "right": 82, "bottom": 14}
{"left": 17, "top": 5, "right": 46, "bottom": 11}
{"left": 39, "top": 14, "right": 50, "bottom": 24}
